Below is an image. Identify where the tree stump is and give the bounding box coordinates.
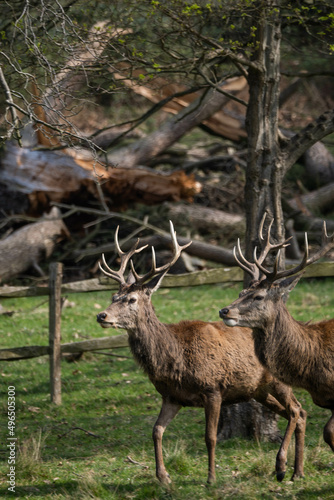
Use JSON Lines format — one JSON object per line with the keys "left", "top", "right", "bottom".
{"left": 218, "top": 400, "right": 281, "bottom": 442}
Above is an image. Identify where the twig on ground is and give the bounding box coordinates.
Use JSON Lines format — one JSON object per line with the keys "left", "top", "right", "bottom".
{"left": 125, "top": 456, "right": 149, "bottom": 469}
{"left": 58, "top": 426, "right": 101, "bottom": 439}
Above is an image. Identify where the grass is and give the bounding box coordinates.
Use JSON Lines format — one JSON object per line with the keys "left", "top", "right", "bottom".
{"left": 0, "top": 279, "right": 334, "bottom": 499}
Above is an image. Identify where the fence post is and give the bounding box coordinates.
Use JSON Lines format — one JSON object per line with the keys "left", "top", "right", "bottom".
{"left": 49, "top": 262, "right": 63, "bottom": 405}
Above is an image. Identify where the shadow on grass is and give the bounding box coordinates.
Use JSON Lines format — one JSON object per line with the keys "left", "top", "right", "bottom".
{"left": 2, "top": 480, "right": 334, "bottom": 500}
{"left": 0, "top": 479, "right": 185, "bottom": 499}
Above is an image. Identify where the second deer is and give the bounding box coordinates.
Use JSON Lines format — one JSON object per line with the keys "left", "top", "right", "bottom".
{"left": 96, "top": 221, "right": 306, "bottom": 484}
{"left": 220, "top": 215, "right": 334, "bottom": 453}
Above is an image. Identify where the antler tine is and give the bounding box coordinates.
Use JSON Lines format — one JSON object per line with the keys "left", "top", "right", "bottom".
{"left": 99, "top": 253, "right": 121, "bottom": 282}
{"left": 233, "top": 239, "right": 260, "bottom": 281}
{"left": 130, "top": 246, "right": 157, "bottom": 284}
{"left": 261, "top": 221, "right": 334, "bottom": 283}
{"left": 306, "top": 221, "right": 334, "bottom": 265}
{"left": 258, "top": 212, "right": 267, "bottom": 241}
{"left": 130, "top": 220, "right": 192, "bottom": 286}
{"left": 273, "top": 222, "right": 334, "bottom": 281}
{"left": 253, "top": 245, "right": 284, "bottom": 281}
{"left": 256, "top": 215, "right": 293, "bottom": 265}
{"left": 99, "top": 226, "right": 148, "bottom": 285}
{"left": 259, "top": 232, "right": 308, "bottom": 282}
{"left": 114, "top": 226, "right": 124, "bottom": 256}
{"left": 251, "top": 214, "right": 293, "bottom": 280}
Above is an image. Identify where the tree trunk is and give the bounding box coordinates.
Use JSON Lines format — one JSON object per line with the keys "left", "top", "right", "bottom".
{"left": 219, "top": 1, "right": 283, "bottom": 443}
{"left": 244, "top": 1, "right": 284, "bottom": 273}
{"left": 218, "top": 401, "right": 280, "bottom": 442}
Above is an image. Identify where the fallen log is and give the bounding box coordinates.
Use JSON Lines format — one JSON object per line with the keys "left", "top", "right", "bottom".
{"left": 165, "top": 203, "right": 245, "bottom": 234}
{"left": 288, "top": 182, "right": 334, "bottom": 214}
{"left": 77, "top": 234, "right": 236, "bottom": 266}
{"left": 0, "top": 207, "right": 69, "bottom": 283}
{"left": 0, "top": 143, "right": 201, "bottom": 213}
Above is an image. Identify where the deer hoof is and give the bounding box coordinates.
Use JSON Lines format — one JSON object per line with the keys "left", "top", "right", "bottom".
{"left": 207, "top": 475, "right": 216, "bottom": 485}
{"left": 158, "top": 473, "right": 172, "bottom": 485}
{"left": 276, "top": 471, "right": 286, "bottom": 482}
{"left": 291, "top": 472, "right": 305, "bottom": 481}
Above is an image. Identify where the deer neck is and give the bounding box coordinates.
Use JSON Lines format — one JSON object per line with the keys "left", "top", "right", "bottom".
{"left": 252, "top": 303, "right": 320, "bottom": 388}
{"left": 126, "top": 301, "right": 184, "bottom": 382}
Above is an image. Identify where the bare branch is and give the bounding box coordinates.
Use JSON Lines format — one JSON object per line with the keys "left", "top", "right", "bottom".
{"left": 282, "top": 111, "right": 334, "bottom": 172}
{"left": 0, "top": 66, "right": 22, "bottom": 146}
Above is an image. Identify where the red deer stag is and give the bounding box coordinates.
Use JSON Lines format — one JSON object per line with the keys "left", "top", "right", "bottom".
{"left": 97, "top": 221, "right": 306, "bottom": 484}
{"left": 220, "top": 214, "right": 334, "bottom": 453}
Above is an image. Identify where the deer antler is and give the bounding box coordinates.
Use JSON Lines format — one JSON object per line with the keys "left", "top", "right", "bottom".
{"left": 234, "top": 214, "right": 334, "bottom": 284}
{"left": 234, "top": 213, "right": 292, "bottom": 282}
{"left": 130, "top": 220, "right": 192, "bottom": 286}
{"left": 99, "top": 221, "right": 192, "bottom": 287}
{"left": 263, "top": 221, "right": 334, "bottom": 282}
{"left": 99, "top": 226, "right": 148, "bottom": 285}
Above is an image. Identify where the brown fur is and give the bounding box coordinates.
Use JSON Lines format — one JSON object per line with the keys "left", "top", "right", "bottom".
{"left": 97, "top": 283, "right": 306, "bottom": 484}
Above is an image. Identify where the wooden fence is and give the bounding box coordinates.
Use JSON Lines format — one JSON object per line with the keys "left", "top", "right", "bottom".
{"left": 1, "top": 261, "right": 334, "bottom": 404}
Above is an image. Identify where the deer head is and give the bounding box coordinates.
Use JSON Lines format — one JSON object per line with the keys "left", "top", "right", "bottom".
{"left": 220, "top": 214, "right": 334, "bottom": 329}
{"left": 96, "top": 221, "right": 191, "bottom": 331}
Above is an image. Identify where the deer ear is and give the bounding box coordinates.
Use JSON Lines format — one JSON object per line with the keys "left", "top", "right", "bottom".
{"left": 144, "top": 271, "right": 168, "bottom": 296}
{"left": 126, "top": 270, "right": 136, "bottom": 285}
{"left": 279, "top": 273, "right": 304, "bottom": 302}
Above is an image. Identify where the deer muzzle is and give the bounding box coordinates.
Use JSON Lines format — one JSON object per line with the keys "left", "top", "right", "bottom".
{"left": 96, "top": 312, "right": 114, "bottom": 328}
{"left": 219, "top": 308, "right": 238, "bottom": 327}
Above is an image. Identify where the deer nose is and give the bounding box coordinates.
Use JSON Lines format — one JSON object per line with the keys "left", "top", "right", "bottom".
{"left": 219, "top": 308, "right": 229, "bottom": 318}
{"left": 97, "top": 312, "right": 107, "bottom": 323}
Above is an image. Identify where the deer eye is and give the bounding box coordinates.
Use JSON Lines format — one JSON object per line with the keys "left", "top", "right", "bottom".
{"left": 129, "top": 297, "right": 137, "bottom": 304}
{"left": 254, "top": 295, "right": 264, "bottom": 301}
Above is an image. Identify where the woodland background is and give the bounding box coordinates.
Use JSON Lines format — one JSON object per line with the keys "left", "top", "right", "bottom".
{"left": 0, "top": 0, "right": 333, "bottom": 287}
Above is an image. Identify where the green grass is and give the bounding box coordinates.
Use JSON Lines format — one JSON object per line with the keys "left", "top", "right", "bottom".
{"left": 1, "top": 279, "right": 334, "bottom": 499}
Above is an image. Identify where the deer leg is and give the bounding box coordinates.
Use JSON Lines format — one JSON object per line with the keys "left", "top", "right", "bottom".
{"left": 153, "top": 400, "right": 181, "bottom": 484}
{"left": 204, "top": 393, "right": 222, "bottom": 484}
{"left": 257, "top": 387, "right": 305, "bottom": 482}
{"left": 323, "top": 410, "right": 334, "bottom": 452}
{"left": 293, "top": 407, "right": 307, "bottom": 479}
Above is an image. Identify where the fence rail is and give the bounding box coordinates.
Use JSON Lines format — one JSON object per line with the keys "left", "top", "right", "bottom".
{"left": 1, "top": 261, "right": 334, "bottom": 299}
{"left": 0, "top": 333, "right": 129, "bottom": 361}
